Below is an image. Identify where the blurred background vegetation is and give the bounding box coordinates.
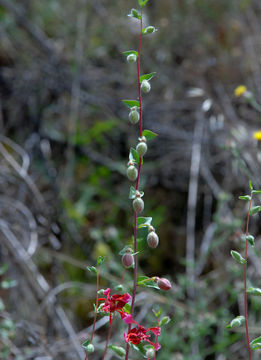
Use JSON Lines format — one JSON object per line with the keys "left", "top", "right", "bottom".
{"left": 0, "top": 0, "right": 261, "bottom": 359}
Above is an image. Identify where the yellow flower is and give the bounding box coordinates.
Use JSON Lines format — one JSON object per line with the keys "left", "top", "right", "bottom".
{"left": 253, "top": 131, "right": 261, "bottom": 141}
{"left": 234, "top": 85, "right": 247, "bottom": 97}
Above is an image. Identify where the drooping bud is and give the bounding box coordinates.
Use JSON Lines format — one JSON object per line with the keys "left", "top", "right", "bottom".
{"left": 129, "top": 109, "right": 140, "bottom": 124}
{"left": 147, "top": 231, "right": 159, "bottom": 249}
{"left": 127, "top": 54, "right": 137, "bottom": 63}
{"left": 136, "top": 141, "right": 147, "bottom": 157}
{"left": 133, "top": 197, "right": 144, "bottom": 214}
{"left": 141, "top": 80, "right": 151, "bottom": 93}
{"left": 157, "top": 277, "right": 172, "bottom": 291}
{"left": 85, "top": 344, "right": 94, "bottom": 353}
{"left": 146, "top": 348, "right": 155, "bottom": 358}
{"left": 145, "top": 26, "right": 156, "bottom": 34}
{"left": 122, "top": 248, "right": 134, "bottom": 268}
{"left": 127, "top": 165, "right": 138, "bottom": 181}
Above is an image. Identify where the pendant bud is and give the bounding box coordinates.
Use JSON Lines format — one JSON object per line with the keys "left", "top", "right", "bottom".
{"left": 157, "top": 277, "right": 172, "bottom": 291}
{"left": 129, "top": 109, "right": 140, "bottom": 124}
{"left": 133, "top": 197, "right": 144, "bottom": 214}
{"left": 147, "top": 231, "right": 159, "bottom": 248}
{"left": 122, "top": 248, "right": 134, "bottom": 268}
{"left": 127, "top": 165, "right": 138, "bottom": 181}
{"left": 141, "top": 79, "right": 151, "bottom": 93}
{"left": 136, "top": 141, "right": 147, "bottom": 157}
{"left": 127, "top": 54, "right": 137, "bottom": 63}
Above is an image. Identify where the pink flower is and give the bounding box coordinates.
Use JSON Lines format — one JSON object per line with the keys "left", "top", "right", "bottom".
{"left": 124, "top": 325, "right": 161, "bottom": 350}
{"left": 98, "top": 288, "right": 131, "bottom": 324}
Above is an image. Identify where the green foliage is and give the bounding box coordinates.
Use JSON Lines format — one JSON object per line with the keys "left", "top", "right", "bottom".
{"left": 230, "top": 250, "right": 245, "bottom": 265}
{"left": 140, "top": 72, "right": 156, "bottom": 82}
{"left": 142, "top": 129, "right": 158, "bottom": 140}
{"left": 122, "top": 100, "right": 140, "bottom": 109}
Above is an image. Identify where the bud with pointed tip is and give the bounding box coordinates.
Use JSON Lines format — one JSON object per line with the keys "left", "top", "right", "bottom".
{"left": 127, "top": 54, "right": 137, "bottom": 63}
{"left": 147, "top": 231, "right": 159, "bottom": 248}
{"left": 127, "top": 165, "right": 138, "bottom": 181}
{"left": 136, "top": 141, "right": 147, "bottom": 157}
{"left": 122, "top": 248, "right": 134, "bottom": 268}
{"left": 157, "top": 277, "right": 171, "bottom": 291}
{"left": 133, "top": 197, "right": 144, "bottom": 214}
{"left": 141, "top": 80, "right": 151, "bottom": 93}
{"left": 129, "top": 110, "right": 140, "bottom": 124}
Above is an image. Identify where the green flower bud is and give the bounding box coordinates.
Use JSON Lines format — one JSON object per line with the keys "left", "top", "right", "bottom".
{"left": 129, "top": 110, "right": 140, "bottom": 124}
{"left": 141, "top": 80, "right": 151, "bottom": 93}
{"left": 127, "top": 165, "right": 138, "bottom": 181}
{"left": 145, "top": 26, "right": 156, "bottom": 34}
{"left": 133, "top": 197, "right": 144, "bottom": 214}
{"left": 146, "top": 348, "right": 155, "bottom": 358}
{"left": 147, "top": 231, "right": 159, "bottom": 248}
{"left": 86, "top": 344, "right": 94, "bottom": 353}
{"left": 127, "top": 54, "right": 137, "bottom": 63}
{"left": 136, "top": 141, "right": 147, "bottom": 157}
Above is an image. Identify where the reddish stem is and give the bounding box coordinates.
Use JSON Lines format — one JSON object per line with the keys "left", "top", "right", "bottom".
{"left": 125, "top": 8, "right": 143, "bottom": 360}
{"left": 102, "top": 316, "right": 114, "bottom": 360}
{"left": 85, "top": 271, "right": 99, "bottom": 360}
{"left": 154, "top": 319, "right": 160, "bottom": 360}
{"left": 244, "top": 194, "right": 252, "bottom": 360}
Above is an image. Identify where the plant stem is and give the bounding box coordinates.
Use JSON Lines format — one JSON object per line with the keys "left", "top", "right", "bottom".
{"left": 125, "top": 7, "right": 143, "bottom": 360}
{"left": 244, "top": 194, "right": 252, "bottom": 360}
{"left": 154, "top": 319, "right": 160, "bottom": 360}
{"left": 102, "top": 316, "right": 114, "bottom": 360}
{"left": 85, "top": 270, "right": 99, "bottom": 360}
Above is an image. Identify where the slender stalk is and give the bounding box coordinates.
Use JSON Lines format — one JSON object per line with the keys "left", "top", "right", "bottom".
{"left": 85, "top": 270, "right": 99, "bottom": 360}
{"left": 244, "top": 194, "right": 252, "bottom": 360}
{"left": 102, "top": 316, "right": 114, "bottom": 360}
{"left": 125, "top": 8, "right": 143, "bottom": 360}
{"left": 154, "top": 319, "right": 159, "bottom": 360}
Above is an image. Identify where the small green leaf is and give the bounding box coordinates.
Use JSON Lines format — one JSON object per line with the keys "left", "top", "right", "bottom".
{"left": 1, "top": 279, "right": 17, "bottom": 289}
{"left": 245, "top": 235, "right": 255, "bottom": 247}
{"left": 129, "top": 147, "right": 141, "bottom": 164}
{"left": 252, "top": 190, "right": 261, "bottom": 194}
{"left": 129, "top": 186, "right": 137, "bottom": 199}
{"left": 137, "top": 217, "right": 152, "bottom": 227}
{"left": 251, "top": 336, "right": 261, "bottom": 350}
{"left": 138, "top": 0, "right": 150, "bottom": 8}
{"left": 159, "top": 316, "right": 171, "bottom": 326}
{"left": 137, "top": 276, "right": 159, "bottom": 289}
{"left": 122, "top": 100, "right": 140, "bottom": 109}
{"left": 249, "top": 180, "right": 253, "bottom": 191}
{"left": 87, "top": 266, "right": 97, "bottom": 274}
{"left": 239, "top": 195, "right": 251, "bottom": 201}
{"left": 250, "top": 206, "right": 261, "bottom": 216}
{"left": 0, "top": 264, "right": 8, "bottom": 276}
{"left": 109, "top": 345, "right": 126, "bottom": 357}
{"left": 247, "top": 287, "right": 261, "bottom": 296}
{"left": 123, "top": 303, "right": 131, "bottom": 314}
{"left": 97, "top": 256, "right": 105, "bottom": 266}
{"left": 123, "top": 50, "right": 138, "bottom": 57}
{"left": 142, "top": 129, "right": 158, "bottom": 141}
{"left": 231, "top": 250, "right": 245, "bottom": 264}
{"left": 82, "top": 339, "right": 90, "bottom": 349}
{"left": 152, "top": 308, "right": 162, "bottom": 318}
{"left": 128, "top": 8, "right": 141, "bottom": 20}
{"left": 227, "top": 315, "right": 245, "bottom": 329}
{"left": 131, "top": 342, "right": 146, "bottom": 355}
{"left": 140, "top": 72, "right": 156, "bottom": 82}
